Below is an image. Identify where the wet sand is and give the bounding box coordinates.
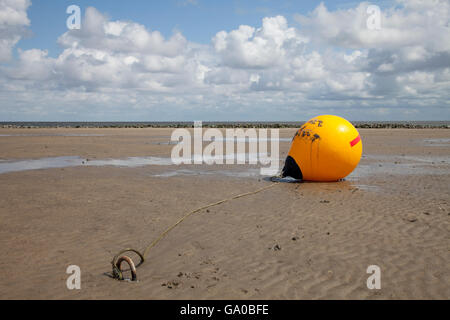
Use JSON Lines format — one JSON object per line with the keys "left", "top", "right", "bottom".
{"left": 0, "top": 128, "right": 449, "bottom": 299}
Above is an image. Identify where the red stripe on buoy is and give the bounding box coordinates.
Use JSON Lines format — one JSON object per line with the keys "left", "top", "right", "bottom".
{"left": 350, "top": 135, "right": 361, "bottom": 147}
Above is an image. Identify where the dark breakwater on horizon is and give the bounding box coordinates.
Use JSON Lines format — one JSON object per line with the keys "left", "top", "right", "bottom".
{"left": 0, "top": 121, "right": 449, "bottom": 129}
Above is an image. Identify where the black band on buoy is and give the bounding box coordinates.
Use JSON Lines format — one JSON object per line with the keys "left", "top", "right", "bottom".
{"left": 281, "top": 156, "right": 303, "bottom": 180}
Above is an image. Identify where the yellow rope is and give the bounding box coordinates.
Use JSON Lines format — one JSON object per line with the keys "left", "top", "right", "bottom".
{"left": 111, "top": 181, "right": 280, "bottom": 281}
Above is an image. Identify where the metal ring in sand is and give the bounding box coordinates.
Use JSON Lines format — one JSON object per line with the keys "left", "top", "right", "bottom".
{"left": 111, "top": 249, "right": 144, "bottom": 281}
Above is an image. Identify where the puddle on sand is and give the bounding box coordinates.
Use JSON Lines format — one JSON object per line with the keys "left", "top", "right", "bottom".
{"left": 0, "top": 155, "right": 406, "bottom": 193}
{"left": 0, "top": 153, "right": 280, "bottom": 175}
{"left": 423, "top": 138, "right": 450, "bottom": 147}
{"left": 0, "top": 156, "right": 175, "bottom": 174}
{"left": 86, "top": 157, "right": 173, "bottom": 167}
{"left": 362, "top": 154, "right": 449, "bottom": 164}
{"left": 265, "top": 176, "right": 301, "bottom": 183}
{"left": 153, "top": 168, "right": 263, "bottom": 178}
{"left": 349, "top": 153, "right": 450, "bottom": 179}
{"left": 0, "top": 156, "right": 86, "bottom": 174}
{"left": 1, "top": 152, "right": 447, "bottom": 192}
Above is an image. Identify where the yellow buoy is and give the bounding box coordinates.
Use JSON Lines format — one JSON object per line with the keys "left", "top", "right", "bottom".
{"left": 281, "top": 115, "right": 362, "bottom": 182}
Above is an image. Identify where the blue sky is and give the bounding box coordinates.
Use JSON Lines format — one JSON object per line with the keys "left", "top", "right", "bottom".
{"left": 0, "top": 0, "right": 448, "bottom": 121}
{"left": 20, "top": 1, "right": 326, "bottom": 56}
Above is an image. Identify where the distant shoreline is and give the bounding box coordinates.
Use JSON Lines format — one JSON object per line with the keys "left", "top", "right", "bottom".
{"left": 1, "top": 121, "right": 449, "bottom": 129}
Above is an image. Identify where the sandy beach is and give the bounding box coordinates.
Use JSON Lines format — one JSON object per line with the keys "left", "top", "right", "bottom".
{"left": 0, "top": 128, "right": 448, "bottom": 299}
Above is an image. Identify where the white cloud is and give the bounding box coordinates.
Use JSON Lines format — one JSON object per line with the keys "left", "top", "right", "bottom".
{"left": 0, "top": 1, "right": 449, "bottom": 121}
{"left": 213, "top": 16, "right": 307, "bottom": 69}
{"left": 292, "top": 0, "right": 450, "bottom": 105}
{"left": 4, "top": 7, "right": 209, "bottom": 94}
{"left": 294, "top": 1, "right": 450, "bottom": 51}
{"left": 0, "top": 0, "right": 30, "bottom": 61}
{"left": 58, "top": 7, "right": 187, "bottom": 57}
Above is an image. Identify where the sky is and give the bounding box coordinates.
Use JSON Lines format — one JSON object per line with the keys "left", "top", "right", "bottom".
{"left": 0, "top": 0, "right": 449, "bottom": 121}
